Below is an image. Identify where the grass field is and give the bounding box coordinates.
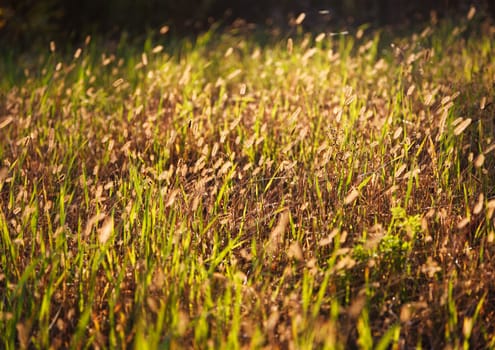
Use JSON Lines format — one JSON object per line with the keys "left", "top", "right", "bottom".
{"left": 1, "top": 9, "right": 495, "bottom": 349}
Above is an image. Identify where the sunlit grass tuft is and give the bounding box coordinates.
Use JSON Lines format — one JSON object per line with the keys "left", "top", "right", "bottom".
{"left": 1, "top": 9, "right": 495, "bottom": 349}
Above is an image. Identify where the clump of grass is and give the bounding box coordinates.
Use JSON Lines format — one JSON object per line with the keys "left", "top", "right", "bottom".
{"left": 1, "top": 8, "right": 495, "bottom": 349}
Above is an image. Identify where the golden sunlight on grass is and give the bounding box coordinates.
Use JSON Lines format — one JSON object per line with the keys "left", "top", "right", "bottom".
{"left": 1, "top": 9, "right": 495, "bottom": 349}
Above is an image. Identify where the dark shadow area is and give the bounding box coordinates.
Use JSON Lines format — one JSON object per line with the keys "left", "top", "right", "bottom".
{"left": 1, "top": 0, "right": 494, "bottom": 46}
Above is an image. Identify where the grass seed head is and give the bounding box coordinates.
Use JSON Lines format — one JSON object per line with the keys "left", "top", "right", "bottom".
{"left": 295, "top": 12, "right": 306, "bottom": 25}
{"left": 98, "top": 217, "right": 114, "bottom": 244}
{"left": 266, "top": 209, "right": 290, "bottom": 256}
{"left": 453, "top": 118, "right": 472, "bottom": 136}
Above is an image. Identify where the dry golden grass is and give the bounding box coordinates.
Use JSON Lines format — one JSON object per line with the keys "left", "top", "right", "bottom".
{"left": 1, "top": 9, "right": 495, "bottom": 349}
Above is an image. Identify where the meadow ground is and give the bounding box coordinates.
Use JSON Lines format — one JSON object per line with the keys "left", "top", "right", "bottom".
{"left": 1, "top": 8, "right": 495, "bottom": 349}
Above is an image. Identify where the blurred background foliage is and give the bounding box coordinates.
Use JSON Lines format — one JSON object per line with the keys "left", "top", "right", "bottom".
{"left": 0, "top": 0, "right": 494, "bottom": 44}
